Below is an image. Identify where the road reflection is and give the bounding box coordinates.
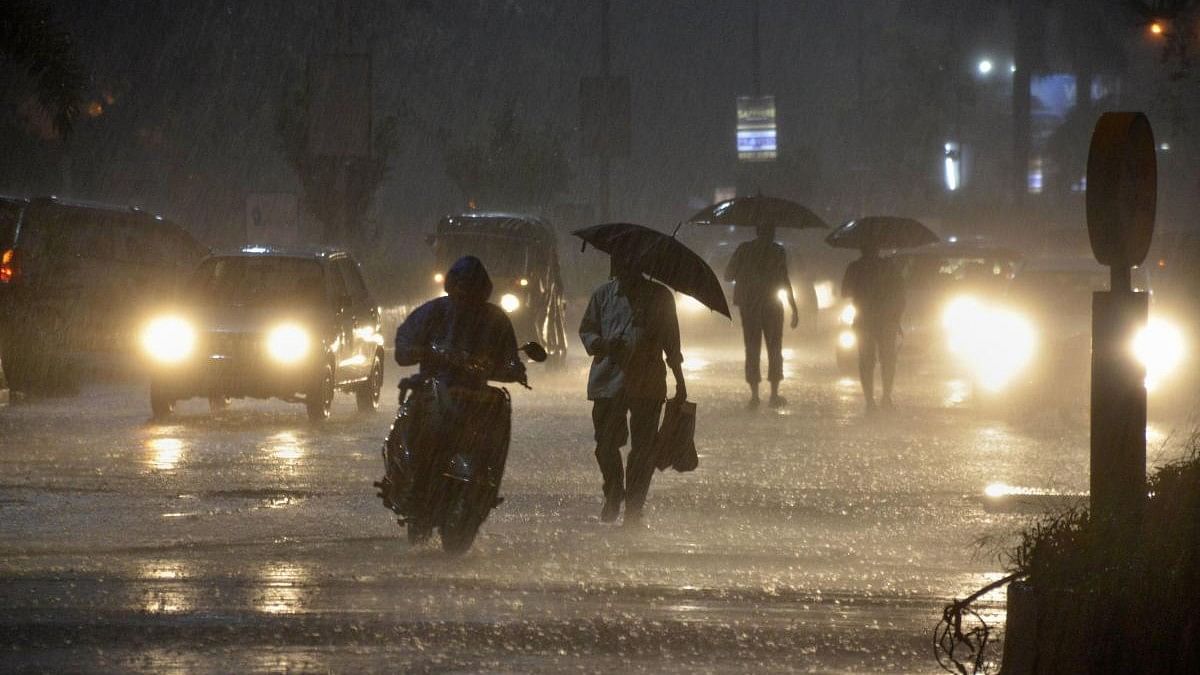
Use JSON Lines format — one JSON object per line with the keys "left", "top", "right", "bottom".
{"left": 144, "top": 435, "right": 186, "bottom": 471}
{"left": 138, "top": 560, "right": 197, "bottom": 614}
{"left": 255, "top": 561, "right": 310, "bottom": 614}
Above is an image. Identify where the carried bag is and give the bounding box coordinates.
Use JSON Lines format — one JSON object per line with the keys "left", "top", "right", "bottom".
{"left": 653, "top": 398, "right": 698, "bottom": 472}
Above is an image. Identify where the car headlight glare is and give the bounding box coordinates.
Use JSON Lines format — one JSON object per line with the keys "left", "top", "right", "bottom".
{"left": 838, "top": 329, "right": 857, "bottom": 349}
{"left": 943, "top": 295, "right": 1037, "bottom": 392}
{"left": 500, "top": 293, "right": 520, "bottom": 313}
{"left": 839, "top": 304, "right": 857, "bottom": 326}
{"left": 267, "top": 324, "right": 311, "bottom": 363}
{"left": 1134, "top": 317, "right": 1185, "bottom": 392}
{"left": 142, "top": 316, "right": 196, "bottom": 364}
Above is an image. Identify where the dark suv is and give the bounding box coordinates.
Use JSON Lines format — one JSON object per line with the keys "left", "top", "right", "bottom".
{"left": 142, "top": 247, "right": 384, "bottom": 421}
{"left": 1, "top": 196, "right": 208, "bottom": 393}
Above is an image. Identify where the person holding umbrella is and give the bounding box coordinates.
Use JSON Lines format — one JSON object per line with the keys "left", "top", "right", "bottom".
{"left": 828, "top": 217, "right": 937, "bottom": 414}
{"left": 688, "top": 195, "right": 828, "bottom": 408}
{"left": 725, "top": 223, "right": 799, "bottom": 408}
{"left": 574, "top": 222, "right": 728, "bottom": 527}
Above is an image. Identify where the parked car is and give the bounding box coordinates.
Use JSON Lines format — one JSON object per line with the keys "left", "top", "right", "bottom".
{"left": 141, "top": 246, "right": 385, "bottom": 421}
{"left": 428, "top": 212, "right": 568, "bottom": 367}
{"left": 0, "top": 196, "right": 208, "bottom": 393}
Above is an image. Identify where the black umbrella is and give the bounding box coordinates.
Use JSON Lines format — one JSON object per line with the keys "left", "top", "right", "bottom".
{"left": 688, "top": 195, "right": 829, "bottom": 230}
{"left": 574, "top": 223, "right": 731, "bottom": 318}
{"left": 825, "top": 216, "right": 939, "bottom": 250}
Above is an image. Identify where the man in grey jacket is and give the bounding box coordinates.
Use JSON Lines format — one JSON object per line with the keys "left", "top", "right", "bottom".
{"left": 579, "top": 260, "right": 686, "bottom": 526}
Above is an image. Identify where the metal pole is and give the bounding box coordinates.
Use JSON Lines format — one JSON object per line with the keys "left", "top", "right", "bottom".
{"left": 752, "top": 0, "right": 762, "bottom": 97}
{"left": 599, "top": 0, "right": 611, "bottom": 223}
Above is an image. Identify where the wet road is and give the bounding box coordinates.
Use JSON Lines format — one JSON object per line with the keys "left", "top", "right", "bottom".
{"left": 0, "top": 341, "right": 1190, "bottom": 673}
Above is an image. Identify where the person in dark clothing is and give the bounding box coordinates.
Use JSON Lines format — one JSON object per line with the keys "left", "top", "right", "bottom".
{"left": 394, "top": 255, "right": 526, "bottom": 387}
{"left": 840, "top": 244, "right": 905, "bottom": 413}
{"left": 579, "top": 259, "right": 686, "bottom": 527}
{"left": 724, "top": 223, "right": 799, "bottom": 408}
{"left": 390, "top": 257, "right": 526, "bottom": 517}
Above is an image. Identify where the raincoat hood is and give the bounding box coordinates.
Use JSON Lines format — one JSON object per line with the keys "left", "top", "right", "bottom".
{"left": 444, "top": 255, "right": 493, "bottom": 303}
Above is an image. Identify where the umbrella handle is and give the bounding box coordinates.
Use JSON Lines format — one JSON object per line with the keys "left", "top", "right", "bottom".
{"left": 671, "top": 222, "right": 684, "bottom": 238}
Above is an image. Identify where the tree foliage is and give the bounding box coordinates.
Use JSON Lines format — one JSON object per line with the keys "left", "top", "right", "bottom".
{"left": 0, "top": 0, "right": 84, "bottom": 138}
{"left": 275, "top": 85, "right": 399, "bottom": 246}
{"left": 442, "top": 104, "right": 571, "bottom": 211}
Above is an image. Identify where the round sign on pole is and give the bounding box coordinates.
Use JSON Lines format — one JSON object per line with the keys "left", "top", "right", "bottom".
{"left": 1086, "top": 112, "right": 1157, "bottom": 268}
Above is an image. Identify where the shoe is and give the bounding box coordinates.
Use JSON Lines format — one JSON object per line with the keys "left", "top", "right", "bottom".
{"left": 768, "top": 395, "right": 788, "bottom": 409}
{"left": 865, "top": 399, "right": 878, "bottom": 416}
{"left": 600, "top": 495, "right": 622, "bottom": 523}
{"left": 880, "top": 397, "right": 895, "bottom": 411}
{"left": 747, "top": 396, "right": 761, "bottom": 409}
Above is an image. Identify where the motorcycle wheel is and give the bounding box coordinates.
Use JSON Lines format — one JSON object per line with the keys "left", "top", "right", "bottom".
{"left": 439, "top": 485, "right": 482, "bottom": 555}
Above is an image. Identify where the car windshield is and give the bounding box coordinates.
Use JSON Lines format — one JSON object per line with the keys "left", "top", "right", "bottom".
{"left": 435, "top": 233, "right": 531, "bottom": 278}
{"left": 902, "top": 255, "right": 1016, "bottom": 295}
{"left": 190, "top": 257, "right": 324, "bottom": 307}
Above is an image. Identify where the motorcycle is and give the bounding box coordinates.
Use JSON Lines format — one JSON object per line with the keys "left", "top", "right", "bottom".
{"left": 374, "top": 341, "right": 547, "bottom": 554}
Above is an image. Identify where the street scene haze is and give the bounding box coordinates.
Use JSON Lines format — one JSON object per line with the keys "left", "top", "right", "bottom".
{"left": 2, "top": 2, "right": 1200, "bottom": 673}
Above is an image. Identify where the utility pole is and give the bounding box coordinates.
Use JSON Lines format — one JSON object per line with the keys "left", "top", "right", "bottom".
{"left": 752, "top": 0, "right": 762, "bottom": 97}
{"left": 599, "top": 0, "right": 612, "bottom": 223}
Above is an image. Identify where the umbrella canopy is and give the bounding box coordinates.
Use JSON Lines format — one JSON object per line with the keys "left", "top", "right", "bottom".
{"left": 825, "top": 216, "right": 939, "bottom": 250}
{"left": 574, "top": 223, "right": 731, "bottom": 318}
{"left": 688, "top": 196, "right": 829, "bottom": 230}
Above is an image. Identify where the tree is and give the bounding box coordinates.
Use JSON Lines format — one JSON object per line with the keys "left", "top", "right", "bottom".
{"left": 441, "top": 104, "right": 571, "bottom": 211}
{"left": 275, "top": 84, "right": 399, "bottom": 246}
{"left": 0, "top": 0, "right": 84, "bottom": 138}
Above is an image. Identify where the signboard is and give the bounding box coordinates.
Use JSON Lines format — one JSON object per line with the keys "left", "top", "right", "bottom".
{"left": 306, "top": 54, "right": 372, "bottom": 158}
{"left": 1086, "top": 112, "right": 1156, "bottom": 269}
{"left": 246, "top": 192, "right": 300, "bottom": 246}
{"left": 580, "top": 76, "right": 631, "bottom": 158}
{"left": 737, "top": 95, "right": 777, "bottom": 161}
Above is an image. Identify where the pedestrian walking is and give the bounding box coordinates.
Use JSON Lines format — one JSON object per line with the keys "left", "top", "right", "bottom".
{"left": 579, "top": 259, "right": 686, "bottom": 527}
{"left": 725, "top": 223, "right": 799, "bottom": 408}
{"left": 840, "top": 243, "right": 905, "bottom": 413}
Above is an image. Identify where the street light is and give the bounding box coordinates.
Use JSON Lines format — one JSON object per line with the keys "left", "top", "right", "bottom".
{"left": 1150, "top": 21, "right": 1165, "bottom": 36}
{"left": 977, "top": 59, "right": 994, "bottom": 75}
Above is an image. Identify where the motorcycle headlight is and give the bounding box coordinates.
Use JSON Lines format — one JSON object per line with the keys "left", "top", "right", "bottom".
{"left": 500, "top": 293, "right": 520, "bottom": 313}
{"left": 142, "top": 316, "right": 196, "bottom": 364}
{"left": 267, "top": 324, "right": 311, "bottom": 364}
{"left": 1134, "top": 317, "right": 1185, "bottom": 392}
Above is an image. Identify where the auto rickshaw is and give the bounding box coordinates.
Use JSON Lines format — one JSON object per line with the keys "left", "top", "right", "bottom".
{"left": 428, "top": 213, "right": 568, "bottom": 367}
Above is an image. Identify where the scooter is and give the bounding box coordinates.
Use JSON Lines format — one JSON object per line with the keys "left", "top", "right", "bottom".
{"left": 374, "top": 341, "right": 546, "bottom": 554}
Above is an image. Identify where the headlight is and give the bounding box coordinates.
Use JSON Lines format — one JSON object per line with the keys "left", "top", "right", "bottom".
{"left": 838, "top": 329, "right": 857, "bottom": 349}
{"left": 267, "top": 324, "right": 311, "bottom": 364}
{"left": 943, "top": 296, "right": 1037, "bottom": 392}
{"left": 142, "top": 316, "right": 196, "bottom": 364}
{"left": 1134, "top": 317, "right": 1185, "bottom": 392}
{"left": 500, "top": 293, "right": 520, "bottom": 313}
{"left": 839, "top": 304, "right": 857, "bottom": 326}
{"left": 433, "top": 272, "right": 444, "bottom": 284}
{"left": 519, "top": 278, "right": 529, "bottom": 287}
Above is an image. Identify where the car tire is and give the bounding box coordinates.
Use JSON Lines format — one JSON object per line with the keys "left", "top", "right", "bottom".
{"left": 150, "top": 381, "right": 175, "bottom": 419}
{"left": 356, "top": 354, "right": 383, "bottom": 412}
{"left": 306, "top": 364, "right": 335, "bottom": 422}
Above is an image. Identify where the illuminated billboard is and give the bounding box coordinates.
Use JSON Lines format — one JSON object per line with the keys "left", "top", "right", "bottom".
{"left": 736, "top": 95, "right": 777, "bottom": 161}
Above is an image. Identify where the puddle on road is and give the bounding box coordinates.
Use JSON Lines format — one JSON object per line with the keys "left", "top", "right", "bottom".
{"left": 254, "top": 561, "right": 311, "bottom": 614}
{"left": 142, "top": 429, "right": 189, "bottom": 472}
